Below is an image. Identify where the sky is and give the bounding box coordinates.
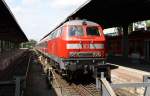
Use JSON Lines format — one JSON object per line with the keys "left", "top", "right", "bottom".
{"left": 5, "top": 0, "right": 88, "bottom": 41}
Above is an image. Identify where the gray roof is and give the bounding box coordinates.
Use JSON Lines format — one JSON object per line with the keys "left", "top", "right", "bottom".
{"left": 0, "top": 0, "right": 28, "bottom": 43}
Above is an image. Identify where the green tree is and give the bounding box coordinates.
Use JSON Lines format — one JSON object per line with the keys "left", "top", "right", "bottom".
{"left": 146, "top": 20, "right": 150, "bottom": 29}
{"left": 21, "top": 39, "right": 37, "bottom": 48}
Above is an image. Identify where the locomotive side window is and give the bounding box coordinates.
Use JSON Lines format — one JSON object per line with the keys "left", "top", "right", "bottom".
{"left": 86, "top": 26, "right": 100, "bottom": 36}
{"left": 69, "top": 26, "right": 84, "bottom": 36}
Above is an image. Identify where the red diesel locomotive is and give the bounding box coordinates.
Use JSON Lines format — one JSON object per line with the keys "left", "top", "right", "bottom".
{"left": 36, "top": 20, "right": 106, "bottom": 77}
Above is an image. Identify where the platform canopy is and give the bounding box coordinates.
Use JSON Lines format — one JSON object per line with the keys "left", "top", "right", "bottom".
{"left": 41, "top": 0, "right": 150, "bottom": 40}
{"left": 0, "top": 0, "right": 28, "bottom": 43}
{"left": 65, "top": 0, "right": 150, "bottom": 28}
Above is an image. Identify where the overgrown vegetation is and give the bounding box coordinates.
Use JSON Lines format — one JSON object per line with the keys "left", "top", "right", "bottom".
{"left": 20, "top": 39, "right": 37, "bottom": 49}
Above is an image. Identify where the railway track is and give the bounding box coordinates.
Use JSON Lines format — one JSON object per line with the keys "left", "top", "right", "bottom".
{"left": 39, "top": 55, "right": 149, "bottom": 96}
{"left": 51, "top": 67, "right": 146, "bottom": 96}
{"left": 51, "top": 69, "right": 100, "bottom": 96}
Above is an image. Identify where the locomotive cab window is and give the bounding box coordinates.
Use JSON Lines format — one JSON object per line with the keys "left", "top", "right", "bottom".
{"left": 69, "top": 26, "right": 84, "bottom": 36}
{"left": 86, "top": 26, "right": 100, "bottom": 36}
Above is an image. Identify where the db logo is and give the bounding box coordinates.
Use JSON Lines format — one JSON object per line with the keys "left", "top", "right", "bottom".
{"left": 83, "top": 44, "right": 90, "bottom": 49}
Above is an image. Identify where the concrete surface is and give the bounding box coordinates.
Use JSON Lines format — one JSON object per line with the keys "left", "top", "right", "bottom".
{"left": 24, "top": 59, "right": 56, "bottom": 96}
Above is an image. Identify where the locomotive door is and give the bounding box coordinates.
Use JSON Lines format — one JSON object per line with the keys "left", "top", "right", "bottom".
{"left": 144, "top": 40, "right": 150, "bottom": 62}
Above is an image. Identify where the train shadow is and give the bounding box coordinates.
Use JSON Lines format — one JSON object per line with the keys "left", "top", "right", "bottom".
{"left": 107, "top": 56, "right": 150, "bottom": 72}
{"left": 73, "top": 74, "right": 95, "bottom": 85}
{"left": 65, "top": 73, "right": 95, "bottom": 85}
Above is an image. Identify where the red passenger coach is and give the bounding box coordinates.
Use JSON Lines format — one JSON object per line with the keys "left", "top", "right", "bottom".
{"left": 36, "top": 20, "right": 106, "bottom": 77}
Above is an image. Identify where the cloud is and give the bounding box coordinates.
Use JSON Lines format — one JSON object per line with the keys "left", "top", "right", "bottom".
{"left": 50, "top": 0, "right": 88, "bottom": 8}
{"left": 22, "top": 0, "right": 41, "bottom": 5}
{"left": 5, "top": 0, "right": 88, "bottom": 41}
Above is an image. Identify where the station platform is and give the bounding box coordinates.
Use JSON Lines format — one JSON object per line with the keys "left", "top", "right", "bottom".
{"left": 24, "top": 56, "right": 55, "bottom": 96}
{"left": 0, "top": 49, "right": 30, "bottom": 80}
{"left": 0, "top": 49, "right": 27, "bottom": 71}
{"left": 107, "top": 56, "right": 150, "bottom": 72}
{"left": 0, "top": 49, "right": 31, "bottom": 96}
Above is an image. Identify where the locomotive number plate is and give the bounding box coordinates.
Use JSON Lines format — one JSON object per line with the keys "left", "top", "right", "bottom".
{"left": 82, "top": 44, "right": 90, "bottom": 49}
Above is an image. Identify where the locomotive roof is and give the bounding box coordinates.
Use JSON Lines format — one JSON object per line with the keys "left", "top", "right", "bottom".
{"left": 64, "top": 20, "right": 99, "bottom": 26}
{"left": 40, "top": 20, "right": 100, "bottom": 41}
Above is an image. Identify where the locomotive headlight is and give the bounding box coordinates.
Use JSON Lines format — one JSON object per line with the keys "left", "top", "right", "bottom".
{"left": 97, "top": 52, "right": 101, "bottom": 57}
{"left": 69, "top": 52, "right": 76, "bottom": 57}
{"left": 93, "top": 52, "right": 101, "bottom": 57}
{"left": 101, "top": 51, "right": 105, "bottom": 57}
{"left": 93, "top": 52, "right": 97, "bottom": 57}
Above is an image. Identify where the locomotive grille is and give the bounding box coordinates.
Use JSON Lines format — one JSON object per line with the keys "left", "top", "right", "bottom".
{"left": 78, "top": 52, "right": 93, "bottom": 57}
{"left": 70, "top": 52, "right": 102, "bottom": 57}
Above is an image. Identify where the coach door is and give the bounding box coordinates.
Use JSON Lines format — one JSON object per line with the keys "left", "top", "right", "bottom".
{"left": 144, "top": 40, "right": 150, "bottom": 62}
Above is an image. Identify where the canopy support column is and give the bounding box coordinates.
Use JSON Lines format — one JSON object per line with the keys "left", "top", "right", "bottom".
{"left": 122, "top": 24, "right": 129, "bottom": 59}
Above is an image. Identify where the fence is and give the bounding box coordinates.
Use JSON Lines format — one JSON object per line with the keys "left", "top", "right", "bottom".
{"left": 96, "top": 72, "right": 150, "bottom": 96}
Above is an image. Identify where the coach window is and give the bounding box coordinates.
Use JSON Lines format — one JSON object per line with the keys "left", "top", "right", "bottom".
{"left": 51, "top": 32, "right": 55, "bottom": 39}
{"left": 49, "top": 33, "right": 52, "bottom": 40}
{"left": 56, "top": 28, "right": 62, "bottom": 37}
{"left": 69, "top": 26, "right": 84, "bottom": 36}
{"left": 59, "top": 27, "right": 63, "bottom": 36}
{"left": 53, "top": 30, "right": 56, "bottom": 38}
{"left": 51, "top": 32, "right": 54, "bottom": 39}
{"left": 86, "top": 26, "right": 100, "bottom": 36}
{"left": 56, "top": 29, "right": 59, "bottom": 37}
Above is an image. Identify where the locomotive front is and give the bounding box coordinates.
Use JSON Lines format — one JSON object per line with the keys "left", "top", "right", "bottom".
{"left": 62, "top": 20, "right": 106, "bottom": 74}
